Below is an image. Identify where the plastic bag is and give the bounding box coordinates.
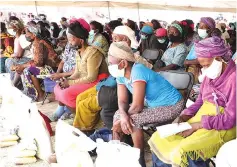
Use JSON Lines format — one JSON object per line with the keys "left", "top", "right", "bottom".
{"left": 95, "top": 140, "right": 141, "bottom": 167}
{"left": 55, "top": 120, "right": 95, "bottom": 167}
{"left": 0, "top": 86, "right": 53, "bottom": 160}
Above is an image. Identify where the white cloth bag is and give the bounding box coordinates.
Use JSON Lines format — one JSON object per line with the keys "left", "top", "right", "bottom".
{"left": 95, "top": 140, "right": 141, "bottom": 167}
{"left": 55, "top": 120, "right": 95, "bottom": 167}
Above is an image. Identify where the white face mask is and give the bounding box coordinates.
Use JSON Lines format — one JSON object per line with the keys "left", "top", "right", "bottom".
{"left": 198, "top": 29, "right": 208, "bottom": 39}
{"left": 198, "top": 68, "right": 207, "bottom": 83}
{"left": 108, "top": 64, "right": 125, "bottom": 78}
{"left": 158, "top": 38, "right": 166, "bottom": 43}
{"left": 203, "top": 59, "right": 223, "bottom": 80}
{"left": 8, "top": 29, "right": 16, "bottom": 36}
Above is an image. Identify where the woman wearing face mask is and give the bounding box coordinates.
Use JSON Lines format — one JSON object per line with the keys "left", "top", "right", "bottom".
{"left": 139, "top": 25, "right": 160, "bottom": 54}
{"left": 50, "top": 22, "right": 60, "bottom": 39}
{"left": 154, "top": 23, "right": 188, "bottom": 72}
{"left": 53, "top": 19, "right": 109, "bottom": 116}
{"left": 149, "top": 36, "right": 236, "bottom": 167}
{"left": 155, "top": 28, "right": 169, "bottom": 52}
{"left": 109, "top": 41, "right": 184, "bottom": 167}
{"left": 0, "top": 22, "right": 14, "bottom": 73}
{"left": 5, "top": 20, "right": 32, "bottom": 87}
{"left": 184, "top": 17, "right": 216, "bottom": 84}
{"left": 88, "top": 21, "right": 109, "bottom": 56}
{"left": 181, "top": 19, "right": 200, "bottom": 52}
{"left": 15, "top": 24, "right": 60, "bottom": 101}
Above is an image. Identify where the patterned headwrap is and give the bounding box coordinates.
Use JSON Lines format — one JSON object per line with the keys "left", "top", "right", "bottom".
{"left": 171, "top": 23, "right": 183, "bottom": 35}
{"left": 8, "top": 20, "right": 24, "bottom": 30}
{"left": 109, "top": 41, "right": 153, "bottom": 69}
{"left": 26, "top": 24, "right": 41, "bottom": 36}
{"left": 195, "top": 36, "right": 232, "bottom": 61}
{"left": 200, "top": 17, "right": 216, "bottom": 29}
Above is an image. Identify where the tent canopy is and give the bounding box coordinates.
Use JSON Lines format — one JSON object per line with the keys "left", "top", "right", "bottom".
{"left": 1, "top": 0, "right": 236, "bottom": 12}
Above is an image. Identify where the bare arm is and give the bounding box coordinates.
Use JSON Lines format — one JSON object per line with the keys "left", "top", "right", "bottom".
{"left": 156, "top": 64, "right": 179, "bottom": 72}
{"left": 56, "top": 60, "right": 65, "bottom": 73}
{"left": 184, "top": 59, "right": 200, "bottom": 66}
{"left": 128, "top": 81, "right": 146, "bottom": 115}
{"left": 117, "top": 84, "right": 130, "bottom": 115}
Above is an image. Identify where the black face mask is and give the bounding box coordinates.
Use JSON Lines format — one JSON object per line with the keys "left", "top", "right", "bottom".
{"left": 168, "top": 34, "right": 181, "bottom": 43}
{"left": 69, "top": 44, "right": 82, "bottom": 50}
{"left": 25, "top": 36, "right": 34, "bottom": 42}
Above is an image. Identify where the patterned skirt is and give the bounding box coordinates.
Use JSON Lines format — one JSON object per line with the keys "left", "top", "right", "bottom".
{"left": 21, "top": 65, "right": 54, "bottom": 101}
{"left": 113, "top": 99, "right": 184, "bottom": 129}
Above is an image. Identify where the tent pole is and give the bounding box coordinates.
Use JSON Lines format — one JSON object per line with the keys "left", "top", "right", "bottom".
{"left": 137, "top": 3, "right": 140, "bottom": 24}
{"left": 35, "top": 1, "right": 38, "bottom": 16}
{"left": 107, "top": 1, "right": 111, "bottom": 21}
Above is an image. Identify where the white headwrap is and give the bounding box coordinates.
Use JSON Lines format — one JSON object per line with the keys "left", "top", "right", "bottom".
{"left": 113, "top": 26, "right": 139, "bottom": 49}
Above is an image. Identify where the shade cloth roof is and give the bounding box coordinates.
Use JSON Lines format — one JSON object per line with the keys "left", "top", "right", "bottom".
{"left": 1, "top": 0, "right": 236, "bottom": 13}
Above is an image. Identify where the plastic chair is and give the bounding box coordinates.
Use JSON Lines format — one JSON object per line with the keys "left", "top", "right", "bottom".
{"left": 42, "top": 78, "right": 57, "bottom": 105}
{"left": 143, "top": 70, "right": 194, "bottom": 136}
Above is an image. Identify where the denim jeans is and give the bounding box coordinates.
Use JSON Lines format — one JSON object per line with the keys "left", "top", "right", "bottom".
{"left": 152, "top": 153, "right": 210, "bottom": 167}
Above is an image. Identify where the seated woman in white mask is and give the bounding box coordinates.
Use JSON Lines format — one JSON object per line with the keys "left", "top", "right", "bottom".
{"left": 109, "top": 41, "right": 184, "bottom": 167}
{"left": 149, "top": 36, "right": 236, "bottom": 167}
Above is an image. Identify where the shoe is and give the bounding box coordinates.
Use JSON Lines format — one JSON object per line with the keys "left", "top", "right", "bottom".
{"left": 49, "top": 114, "right": 59, "bottom": 122}
{"left": 60, "top": 113, "right": 71, "bottom": 120}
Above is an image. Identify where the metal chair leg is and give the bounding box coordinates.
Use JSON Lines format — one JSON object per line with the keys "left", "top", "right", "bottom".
{"left": 42, "top": 93, "right": 48, "bottom": 105}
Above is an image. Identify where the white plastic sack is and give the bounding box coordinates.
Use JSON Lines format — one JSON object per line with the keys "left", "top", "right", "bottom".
{"left": 0, "top": 73, "right": 11, "bottom": 97}
{"left": 0, "top": 86, "right": 53, "bottom": 160}
{"left": 55, "top": 120, "right": 95, "bottom": 167}
{"left": 95, "top": 140, "right": 141, "bottom": 167}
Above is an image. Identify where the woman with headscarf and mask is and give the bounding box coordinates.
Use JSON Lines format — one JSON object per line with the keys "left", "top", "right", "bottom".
{"left": 52, "top": 19, "right": 109, "bottom": 119}
{"left": 184, "top": 17, "right": 217, "bottom": 84}
{"left": 109, "top": 41, "right": 184, "bottom": 167}
{"left": 139, "top": 24, "right": 160, "bottom": 54}
{"left": 149, "top": 36, "right": 236, "bottom": 167}
{"left": 14, "top": 23, "right": 60, "bottom": 101}
{"left": 88, "top": 21, "right": 109, "bottom": 56}
{"left": 154, "top": 23, "right": 188, "bottom": 72}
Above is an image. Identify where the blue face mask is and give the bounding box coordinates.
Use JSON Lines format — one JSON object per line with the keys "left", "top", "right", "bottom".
{"left": 88, "top": 30, "right": 96, "bottom": 44}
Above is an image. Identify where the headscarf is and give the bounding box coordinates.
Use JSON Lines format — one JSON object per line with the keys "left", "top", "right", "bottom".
{"left": 200, "top": 17, "right": 216, "bottom": 29}
{"left": 113, "top": 25, "right": 139, "bottom": 49}
{"left": 195, "top": 36, "right": 232, "bottom": 61}
{"left": 108, "top": 41, "right": 152, "bottom": 69}
{"left": 68, "top": 22, "right": 89, "bottom": 40}
{"left": 141, "top": 25, "right": 153, "bottom": 35}
{"left": 26, "top": 24, "right": 41, "bottom": 36}
{"left": 171, "top": 23, "right": 183, "bottom": 35}
{"left": 26, "top": 23, "right": 55, "bottom": 49}
{"left": 8, "top": 20, "right": 24, "bottom": 30}
{"left": 69, "top": 18, "right": 90, "bottom": 33}
{"left": 155, "top": 28, "right": 167, "bottom": 37}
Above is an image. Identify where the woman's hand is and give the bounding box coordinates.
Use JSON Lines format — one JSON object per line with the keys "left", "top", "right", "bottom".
{"left": 180, "top": 122, "right": 202, "bottom": 138}
{"left": 120, "top": 113, "right": 133, "bottom": 135}
{"left": 50, "top": 73, "right": 63, "bottom": 81}
{"left": 173, "top": 114, "right": 193, "bottom": 124}
{"left": 59, "top": 78, "right": 69, "bottom": 89}
{"left": 15, "top": 65, "right": 25, "bottom": 74}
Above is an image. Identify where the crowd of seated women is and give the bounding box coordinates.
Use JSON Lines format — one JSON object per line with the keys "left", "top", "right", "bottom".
{"left": 0, "top": 14, "right": 236, "bottom": 167}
